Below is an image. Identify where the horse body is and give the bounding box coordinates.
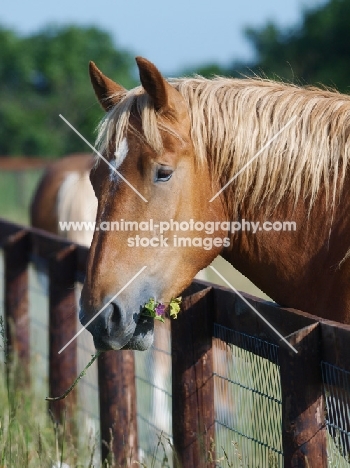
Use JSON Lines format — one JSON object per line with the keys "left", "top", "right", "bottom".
{"left": 30, "top": 153, "right": 97, "bottom": 246}
{"left": 223, "top": 186, "right": 350, "bottom": 322}
{"left": 80, "top": 57, "right": 350, "bottom": 351}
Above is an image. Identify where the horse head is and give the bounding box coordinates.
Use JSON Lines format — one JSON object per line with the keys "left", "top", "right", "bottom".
{"left": 80, "top": 58, "right": 227, "bottom": 351}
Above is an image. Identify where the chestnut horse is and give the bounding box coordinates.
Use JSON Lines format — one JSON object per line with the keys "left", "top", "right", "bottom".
{"left": 81, "top": 57, "right": 350, "bottom": 353}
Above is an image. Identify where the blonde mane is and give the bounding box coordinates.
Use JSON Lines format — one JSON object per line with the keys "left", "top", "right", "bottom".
{"left": 96, "top": 76, "right": 350, "bottom": 214}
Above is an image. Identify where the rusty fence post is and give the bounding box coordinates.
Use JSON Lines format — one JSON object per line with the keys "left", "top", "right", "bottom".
{"left": 48, "top": 245, "right": 78, "bottom": 427}
{"left": 278, "top": 322, "right": 327, "bottom": 467}
{"left": 3, "top": 230, "right": 31, "bottom": 382}
{"left": 171, "top": 286, "right": 215, "bottom": 468}
{"left": 98, "top": 350, "right": 139, "bottom": 466}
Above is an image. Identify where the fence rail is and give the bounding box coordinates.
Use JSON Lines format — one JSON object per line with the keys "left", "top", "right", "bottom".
{"left": 1, "top": 217, "right": 350, "bottom": 467}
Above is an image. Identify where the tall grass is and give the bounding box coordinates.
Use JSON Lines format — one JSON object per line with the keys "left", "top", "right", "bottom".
{"left": 0, "top": 315, "right": 173, "bottom": 468}
{"left": 0, "top": 317, "right": 99, "bottom": 468}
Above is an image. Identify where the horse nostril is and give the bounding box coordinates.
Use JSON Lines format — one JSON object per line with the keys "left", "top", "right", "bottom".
{"left": 106, "top": 302, "right": 122, "bottom": 335}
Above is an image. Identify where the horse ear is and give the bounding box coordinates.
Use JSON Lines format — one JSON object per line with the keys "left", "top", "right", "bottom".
{"left": 89, "top": 61, "right": 125, "bottom": 112}
{"left": 136, "top": 56, "right": 174, "bottom": 114}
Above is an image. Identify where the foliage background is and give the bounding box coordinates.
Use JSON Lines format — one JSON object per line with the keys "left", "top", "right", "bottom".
{"left": 0, "top": 0, "right": 349, "bottom": 158}
{"left": 0, "top": 25, "right": 136, "bottom": 157}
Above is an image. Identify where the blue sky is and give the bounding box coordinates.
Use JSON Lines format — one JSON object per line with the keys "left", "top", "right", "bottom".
{"left": 2, "top": 0, "right": 325, "bottom": 75}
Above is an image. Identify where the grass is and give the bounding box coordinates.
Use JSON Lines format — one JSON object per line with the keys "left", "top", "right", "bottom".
{"left": 0, "top": 316, "right": 100, "bottom": 468}
{"left": 0, "top": 313, "right": 176, "bottom": 468}
{"left": 0, "top": 366, "right": 178, "bottom": 468}
{"left": 0, "top": 169, "right": 44, "bottom": 225}
{"left": 0, "top": 377, "right": 98, "bottom": 467}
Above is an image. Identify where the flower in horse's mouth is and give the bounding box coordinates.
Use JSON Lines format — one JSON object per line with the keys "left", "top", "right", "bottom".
{"left": 142, "top": 297, "right": 182, "bottom": 322}
{"left": 155, "top": 303, "right": 166, "bottom": 316}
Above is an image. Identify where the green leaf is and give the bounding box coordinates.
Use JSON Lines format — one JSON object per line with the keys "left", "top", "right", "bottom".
{"left": 169, "top": 297, "right": 182, "bottom": 319}
{"left": 154, "top": 315, "right": 165, "bottom": 323}
{"left": 141, "top": 296, "right": 182, "bottom": 321}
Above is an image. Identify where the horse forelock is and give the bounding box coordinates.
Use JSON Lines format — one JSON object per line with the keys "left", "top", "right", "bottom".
{"left": 95, "top": 76, "right": 350, "bottom": 214}
{"left": 95, "top": 86, "right": 164, "bottom": 166}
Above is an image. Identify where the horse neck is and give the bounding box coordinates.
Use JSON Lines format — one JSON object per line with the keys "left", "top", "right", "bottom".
{"left": 221, "top": 186, "right": 350, "bottom": 323}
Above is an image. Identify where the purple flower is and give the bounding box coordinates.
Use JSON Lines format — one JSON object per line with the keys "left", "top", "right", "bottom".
{"left": 155, "top": 303, "right": 166, "bottom": 316}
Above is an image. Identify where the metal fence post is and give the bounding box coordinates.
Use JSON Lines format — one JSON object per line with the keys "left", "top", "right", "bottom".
{"left": 278, "top": 322, "right": 327, "bottom": 467}
{"left": 98, "top": 350, "right": 139, "bottom": 466}
{"left": 3, "top": 230, "right": 31, "bottom": 382}
{"left": 48, "top": 245, "right": 78, "bottom": 427}
{"left": 171, "top": 286, "right": 215, "bottom": 468}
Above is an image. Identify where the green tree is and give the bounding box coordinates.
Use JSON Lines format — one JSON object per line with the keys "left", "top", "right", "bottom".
{"left": 0, "top": 25, "right": 136, "bottom": 157}
{"left": 237, "top": 0, "right": 350, "bottom": 92}
{"left": 185, "top": 0, "right": 350, "bottom": 94}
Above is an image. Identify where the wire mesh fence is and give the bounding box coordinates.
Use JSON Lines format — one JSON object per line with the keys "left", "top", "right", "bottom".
{"left": 135, "top": 320, "right": 173, "bottom": 466}
{"left": 28, "top": 259, "right": 49, "bottom": 395}
{"left": 75, "top": 280, "right": 101, "bottom": 464}
{"left": 25, "top": 257, "right": 101, "bottom": 463}
{"left": 213, "top": 324, "right": 283, "bottom": 468}
{"left": 322, "top": 361, "right": 350, "bottom": 467}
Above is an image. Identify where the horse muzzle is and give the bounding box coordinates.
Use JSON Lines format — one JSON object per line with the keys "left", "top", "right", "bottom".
{"left": 79, "top": 301, "right": 154, "bottom": 351}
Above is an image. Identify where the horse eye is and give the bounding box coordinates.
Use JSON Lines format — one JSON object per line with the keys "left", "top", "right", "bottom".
{"left": 155, "top": 165, "right": 173, "bottom": 182}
